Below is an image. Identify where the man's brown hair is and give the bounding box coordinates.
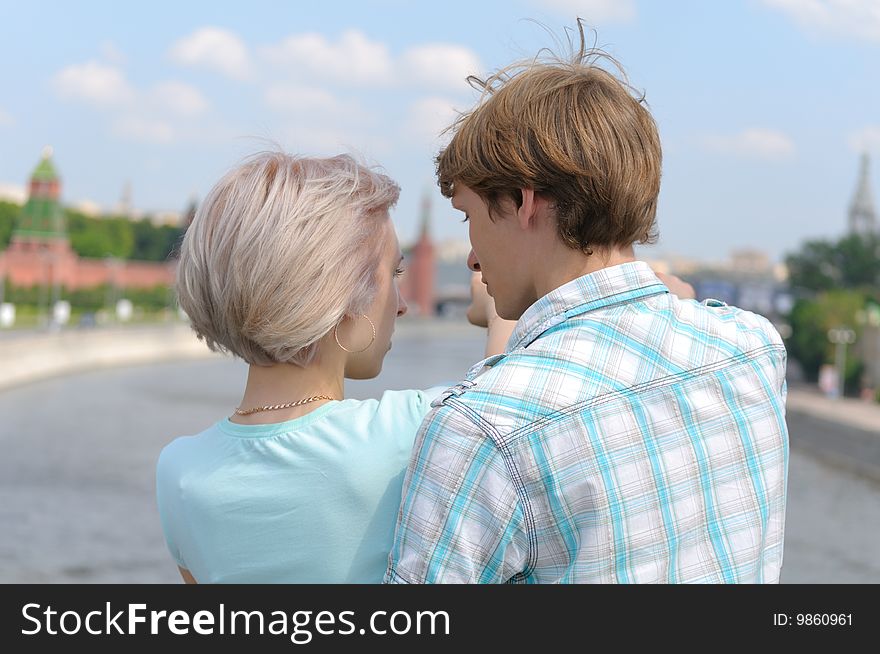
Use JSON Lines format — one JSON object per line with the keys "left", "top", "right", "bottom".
{"left": 437, "top": 22, "right": 661, "bottom": 251}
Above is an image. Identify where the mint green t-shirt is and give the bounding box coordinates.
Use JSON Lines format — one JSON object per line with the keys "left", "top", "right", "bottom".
{"left": 156, "top": 388, "right": 441, "bottom": 583}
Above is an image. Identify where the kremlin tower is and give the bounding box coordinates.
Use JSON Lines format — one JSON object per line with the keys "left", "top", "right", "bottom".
{"left": 0, "top": 149, "right": 176, "bottom": 292}
{"left": 404, "top": 192, "right": 437, "bottom": 316}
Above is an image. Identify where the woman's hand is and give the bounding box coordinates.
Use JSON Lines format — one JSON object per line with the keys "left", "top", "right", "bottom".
{"left": 466, "top": 271, "right": 498, "bottom": 328}
{"left": 467, "top": 271, "right": 517, "bottom": 357}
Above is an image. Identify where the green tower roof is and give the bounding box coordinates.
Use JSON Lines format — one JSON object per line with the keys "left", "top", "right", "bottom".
{"left": 12, "top": 148, "right": 67, "bottom": 240}
{"left": 31, "top": 146, "right": 60, "bottom": 182}
{"left": 31, "top": 157, "right": 59, "bottom": 182}
{"left": 14, "top": 197, "right": 67, "bottom": 239}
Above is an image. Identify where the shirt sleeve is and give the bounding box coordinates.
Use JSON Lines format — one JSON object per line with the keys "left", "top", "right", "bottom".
{"left": 384, "top": 402, "right": 529, "bottom": 584}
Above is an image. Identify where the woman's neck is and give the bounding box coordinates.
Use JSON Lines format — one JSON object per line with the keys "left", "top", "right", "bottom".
{"left": 230, "top": 353, "right": 345, "bottom": 425}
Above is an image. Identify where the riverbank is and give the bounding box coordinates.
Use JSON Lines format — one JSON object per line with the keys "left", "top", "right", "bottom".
{"left": 0, "top": 322, "right": 216, "bottom": 392}
{"left": 3, "top": 320, "right": 878, "bottom": 438}
{"left": 785, "top": 385, "right": 879, "bottom": 434}
{"left": 0, "top": 318, "right": 484, "bottom": 392}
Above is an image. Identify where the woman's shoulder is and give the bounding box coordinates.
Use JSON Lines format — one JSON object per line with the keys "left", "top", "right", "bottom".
{"left": 347, "top": 387, "right": 446, "bottom": 422}
{"left": 320, "top": 389, "right": 444, "bottom": 451}
{"left": 157, "top": 422, "right": 224, "bottom": 472}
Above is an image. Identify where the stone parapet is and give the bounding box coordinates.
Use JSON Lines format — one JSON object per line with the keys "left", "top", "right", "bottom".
{"left": 0, "top": 324, "right": 220, "bottom": 391}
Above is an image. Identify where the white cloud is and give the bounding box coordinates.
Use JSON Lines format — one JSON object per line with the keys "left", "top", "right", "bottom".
{"left": 264, "top": 84, "right": 346, "bottom": 115}
{"left": 533, "top": 0, "right": 637, "bottom": 23}
{"left": 0, "top": 182, "right": 26, "bottom": 204}
{"left": 261, "top": 29, "right": 394, "bottom": 86}
{"left": 51, "top": 57, "right": 211, "bottom": 144}
{"left": 702, "top": 128, "right": 796, "bottom": 160}
{"left": 150, "top": 81, "right": 209, "bottom": 116}
{"left": 849, "top": 126, "right": 880, "bottom": 153}
{"left": 762, "top": 0, "right": 880, "bottom": 42}
{"left": 0, "top": 107, "right": 13, "bottom": 127}
{"left": 261, "top": 30, "right": 481, "bottom": 93}
{"left": 52, "top": 61, "right": 135, "bottom": 107}
{"left": 112, "top": 116, "right": 174, "bottom": 144}
{"left": 399, "top": 44, "right": 481, "bottom": 92}
{"left": 100, "top": 40, "right": 126, "bottom": 66}
{"left": 275, "top": 117, "right": 390, "bottom": 156}
{"left": 262, "top": 83, "right": 383, "bottom": 153}
{"left": 405, "top": 97, "right": 460, "bottom": 144}
{"left": 279, "top": 125, "right": 361, "bottom": 153}
{"left": 168, "top": 27, "right": 251, "bottom": 79}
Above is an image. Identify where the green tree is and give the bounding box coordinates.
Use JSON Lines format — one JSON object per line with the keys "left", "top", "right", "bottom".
{"left": 787, "top": 289, "right": 868, "bottom": 390}
{"left": 787, "top": 233, "right": 880, "bottom": 293}
{"left": 837, "top": 233, "right": 880, "bottom": 288}
{"left": 785, "top": 232, "right": 880, "bottom": 397}
{"left": 131, "top": 219, "right": 185, "bottom": 261}
{"left": 0, "top": 201, "right": 21, "bottom": 249}
{"left": 102, "top": 216, "right": 135, "bottom": 259}
{"left": 67, "top": 209, "right": 111, "bottom": 257}
{"left": 65, "top": 210, "right": 134, "bottom": 259}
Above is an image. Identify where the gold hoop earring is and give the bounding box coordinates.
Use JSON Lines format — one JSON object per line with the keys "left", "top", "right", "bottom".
{"left": 334, "top": 314, "right": 376, "bottom": 353}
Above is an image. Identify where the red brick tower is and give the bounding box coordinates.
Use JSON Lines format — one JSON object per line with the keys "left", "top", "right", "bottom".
{"left": 0, "top": 149, "right": 177, "bottom": 294}
{"left": 408, "top": 193, "right": 436, "bottom": 317}
{"left": 1, "top": 147, "right": 78, "bottom": 288}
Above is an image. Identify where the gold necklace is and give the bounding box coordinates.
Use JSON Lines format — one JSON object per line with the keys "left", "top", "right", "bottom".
{"left": 234, "top": 395, "right": 336, "bottom": 416}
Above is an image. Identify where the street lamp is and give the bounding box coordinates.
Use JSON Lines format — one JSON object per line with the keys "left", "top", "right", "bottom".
{"left": 37, "top": 251, "right": 50, "bottom": 328}
{"left": 104, "top": 254, "right": 121, "bottom": 323}
{"left": 827, "top": 327, "right": 856, "bottom": 400}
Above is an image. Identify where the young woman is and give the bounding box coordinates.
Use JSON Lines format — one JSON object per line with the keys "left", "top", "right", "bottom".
{"left": 156, "top": 152, "right": 512, "bottom": 583}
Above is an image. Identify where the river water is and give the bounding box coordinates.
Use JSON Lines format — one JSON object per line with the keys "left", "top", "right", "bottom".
{"left": 0, "top": 320, "right": 877, "bottom": 583}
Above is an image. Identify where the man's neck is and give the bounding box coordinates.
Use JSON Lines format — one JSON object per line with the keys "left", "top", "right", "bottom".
{"left": 533, "top": 243, "right": 636, "bottom": 300}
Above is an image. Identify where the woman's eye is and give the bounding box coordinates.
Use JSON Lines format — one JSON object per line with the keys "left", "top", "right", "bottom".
{"left": 395, "top": 267, "right": 406, "bottom": 277}
{"left": 461, "top": 215, "right": 469, "bottom": 223}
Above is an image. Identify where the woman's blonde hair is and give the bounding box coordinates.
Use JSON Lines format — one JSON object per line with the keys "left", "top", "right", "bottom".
{"left": 176, "top": 152, "right": 399, "bottom": 366}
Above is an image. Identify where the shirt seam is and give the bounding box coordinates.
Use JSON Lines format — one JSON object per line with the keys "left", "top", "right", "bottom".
{"left": 217, "top": 400, "right": 356, "bottom": 438}
{"left": 493, "top": 343, "right": 785, "bottom": 448}
{"left": 511, "top": 283, "right": 668, "bottom": 351}
{"left": 385, "top": 568, "right": 413, "bottom": 584}
{"left": 444, "top": 399, "right": 537, "bottom": 582}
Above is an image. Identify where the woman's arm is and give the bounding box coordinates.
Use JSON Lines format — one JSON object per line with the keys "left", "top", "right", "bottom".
{"left": 466, "top": 272, "right": 517, "bottom": 358}
{"left": 179, "top": 566, "right": 198, "bottom": 584}
{"left": 485, "top": 315, "right": 516, "bottom": 358}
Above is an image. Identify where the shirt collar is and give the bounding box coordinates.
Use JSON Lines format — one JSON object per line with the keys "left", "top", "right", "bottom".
{"left": 506, "top": 261, "right": 669, "bottom": 352}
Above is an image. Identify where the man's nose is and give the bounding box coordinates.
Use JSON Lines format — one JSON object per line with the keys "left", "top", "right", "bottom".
{"left": 397, "top": 293, "right": 408, "bottom": 317}
{"left": 467, "top": 249, "right": 481, "bottom": 272}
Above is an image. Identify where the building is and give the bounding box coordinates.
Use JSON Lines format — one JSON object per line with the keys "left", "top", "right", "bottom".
{"left": 849, "top": 152, "right": 877, "bottom": 237}
{"left": 400, "top": 193, "right": 436, "bottom": 316}
{"left": 0, "top": 149, "right": 176, "bottom": 292}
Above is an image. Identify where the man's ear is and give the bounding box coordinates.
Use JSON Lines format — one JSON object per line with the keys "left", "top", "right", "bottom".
{"left": 516, "top": 188, "right": 549, "bottom": 230}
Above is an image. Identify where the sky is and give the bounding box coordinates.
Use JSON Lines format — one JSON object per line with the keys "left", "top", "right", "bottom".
{"left": 1, "top": 0, "right": 878, "bottom": 263}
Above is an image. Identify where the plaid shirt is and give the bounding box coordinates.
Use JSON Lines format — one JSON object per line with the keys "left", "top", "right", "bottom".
{"left": 385, "top": 262, "right": 788, "bottom": 584}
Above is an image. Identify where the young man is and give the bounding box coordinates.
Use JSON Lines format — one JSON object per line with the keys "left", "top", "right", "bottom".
{"left": 385, "top": 32, "right": 788, "bottom": 583}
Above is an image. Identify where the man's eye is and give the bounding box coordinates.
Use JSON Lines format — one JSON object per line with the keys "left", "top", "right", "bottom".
{"left": 461, "top": 215, "right": 469, "bottom": 223}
